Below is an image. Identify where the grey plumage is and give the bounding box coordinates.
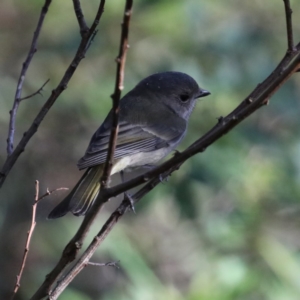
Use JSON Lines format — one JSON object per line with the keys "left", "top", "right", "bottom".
{"left": 48, "top": 71, "right": 210, "bottom": 219}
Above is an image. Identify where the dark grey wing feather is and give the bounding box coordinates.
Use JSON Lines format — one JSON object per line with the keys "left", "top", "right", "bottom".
{"left": 77, "top": 121, "right": 170, "bottom": 170}
{"left": 77, "top": 98, "right": 187, "bottom": 170}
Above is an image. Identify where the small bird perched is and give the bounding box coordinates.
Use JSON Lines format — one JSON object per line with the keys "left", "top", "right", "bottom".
{"left": 48, "top": 71, "right": 210, "bottom": 219}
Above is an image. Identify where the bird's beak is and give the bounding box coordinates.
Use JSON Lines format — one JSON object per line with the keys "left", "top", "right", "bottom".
{"left": 197, "top": 89, "right": 211, "bottom": 99}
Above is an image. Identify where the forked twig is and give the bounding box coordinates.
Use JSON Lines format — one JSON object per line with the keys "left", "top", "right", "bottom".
{"left": 0, "top": 0, "right": 106, "bottom": 189}
{"left": 19, "top": 79, "right": 50, "bottom": 101}
{"left": 37, "top": 187, "right": 69, "bottom": 203}
{"left": 7, "top": 0, "right": 52, "bottom": 156}
{"left": 10, "top": 182, "right": 67, "bottom": 300}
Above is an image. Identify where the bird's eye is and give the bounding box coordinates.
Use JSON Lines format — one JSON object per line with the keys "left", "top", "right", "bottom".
{"left": 179, "top": 94, "right": 189, "bottom": 102}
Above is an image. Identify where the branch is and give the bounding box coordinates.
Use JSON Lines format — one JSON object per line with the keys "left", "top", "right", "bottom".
{"left": 103, "top": 49, "right": 300, "bottom": 201}
{"left": 72, "top": 0, "right": 89, "bottom": 36}
{"left": 86, "top": 261, "right": 120, "bottom": 268}
{"left": 32, "top": 0, "right": 133, "bottom": 299}
{"left": 6, "top": 0, "right": 52, "bottom": 156}
{"left": 283, "top": 0, "right": 294, "bottom": 52}
{"left": 49, "top": 164, "right": 191, "bottom": 298}
{"left": 9, "top": 181, "right": 39, "bottom": 300}
{"left": 19, "top": 79, "right": 50, "bottom": 101}
{"left": 33, "top": 5, "right": 300, "bottom": 298}
{"left": 37, "top": 187, "right": 69, "bottom": 203}
{"left": 30, "top": 3, "right": 133, "bottom": 299}
{"left": 0, "top": 0, "right": 106, "bottom": 189}
{"left": 28, "top": 1, "right": 300, "bottom": 298}
{"left": 44, "top": 46, "right": 300, "bottom": 296}
{"left": 47, "top": 44, "right": 300, "bottom": 299}
{"left": 48, "top": 177, "right": 158, "bottom": 299}
{"left": 10, "top": 182, "right": 67, "bottom": 300}
{"left": 101, "top": 0, "right": 133, "bottom": 187}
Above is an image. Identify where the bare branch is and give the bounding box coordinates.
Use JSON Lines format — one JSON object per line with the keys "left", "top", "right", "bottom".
{"left": 86, "top": 261, "right": 120, "bottom": 268}
{"left": 101, "top": 0, "right": 133, "bottom": 188}
{"left": 10, "top": 182, "right": 67, "bottom": 300}
{"left": 9, "top": 181, "right": 39, "bottom": 300}
{"left": 72, "top": 0, "right": 89, "bottom": 36}
{"left": 37, "top": 187, "right": 69, "bottom": 203}
{"left": 6, "top": 0, "right": 52, "bottom": 156}
{"left": 30, "top": 3, "right": 133, "bottom": 298}
{"left": 48, "top": 175, "right": 169, "bottom": 298}
{"left": 34, "top": 16, "right": 300, "bottom": 300}
{"left": 47, "top": 45, "right": 300, "bottom": 299}
{"left": 0, "top": 0, "right": 106, "bottom": 189}
{"left": 48, "top": 202, "right": 126, "bottom": 298}
{"left": 283, "top": 0, "right": 295, "bottom": 51}
{"left": 103, "top": 48, "right": 300, "bottom": 200}
{"left": 29, "top": 2, "right": 107, "bottom": 300}
{"left": 27, "top": 2, "right": 300, "bottom": 299}
{"left": 19, "top": 79, "right": 50, "bottom": 101}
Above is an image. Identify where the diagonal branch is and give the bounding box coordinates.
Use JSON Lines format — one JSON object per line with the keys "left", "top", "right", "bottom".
{"left": 48, "top": 43, "right": 300, "bottom": 300}
{"left": 47, "top": 172, "right": 169, "bottom": 299}
{"left": 0, "top": 0, "right": 106, "bottom": 189}
{"left": 7, "top": 0, "right": 52, "bottom": 156}
{"left": 104, "top": 48, "right": 300, "bottom": 200}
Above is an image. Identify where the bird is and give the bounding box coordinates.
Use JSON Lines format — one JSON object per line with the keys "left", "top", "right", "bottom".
{"left": 48, "top": 71, "right": 210, "bottom": 219}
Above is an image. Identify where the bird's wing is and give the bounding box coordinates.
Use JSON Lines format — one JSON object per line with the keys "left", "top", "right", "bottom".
{"left": 77, "top": 119, "right": 184, "bottom": 170}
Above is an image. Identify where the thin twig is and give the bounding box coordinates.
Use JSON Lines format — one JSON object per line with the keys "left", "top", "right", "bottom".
{"left": 72, "top": 0, "right": 89, "bottom": 36}
{"left": 87, "top": 260, "right": 120, "bottom": 268}
{"left": 0, "top": 0, "right": 106, "bottom": 189}
{"left": 101, "top": 0, "right": 133, "bottom": 187}
{"left": 10, "top": 182, "right": 67, "bottom": 300}
{"left": 86, "top": 29, "right": 98, "bottom": 52}
{"left": 37, "top": 187, "right": 69, "bottom": 203}
{"left": 20, "top": 79, "right": 50, "bottom": 101}
{"left": 6, "top": 0, "right": 52, "bottom": 156}
{"left": 9, "top": 181, "right": 39, "bottom": 300}
{"left": 283, "top": 0, "right": 294, "bottom": 51}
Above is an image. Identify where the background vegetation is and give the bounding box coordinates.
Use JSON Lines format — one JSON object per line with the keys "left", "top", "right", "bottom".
{"left": 1, "top": 0, "right": 300, "bottom": 299}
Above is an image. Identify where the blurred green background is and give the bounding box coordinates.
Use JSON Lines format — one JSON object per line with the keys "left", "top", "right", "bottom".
{"left": 1, "top": 0, "right": 300, "bottom": 299}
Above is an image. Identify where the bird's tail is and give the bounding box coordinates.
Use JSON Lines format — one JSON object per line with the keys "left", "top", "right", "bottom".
{"left": 48, "top": 165, "right": 104, "bottom": 219}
